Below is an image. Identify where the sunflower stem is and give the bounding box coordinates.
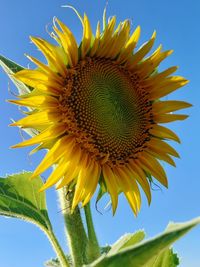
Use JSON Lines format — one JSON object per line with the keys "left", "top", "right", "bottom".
{"left": 47, "top": 228, "right": 70, "bottom": 267}
{"left": 58, "top": 187, "right": 88, "bottom": 267}
{"left": 84, "top": 202, "right": 101, "bottom": 262}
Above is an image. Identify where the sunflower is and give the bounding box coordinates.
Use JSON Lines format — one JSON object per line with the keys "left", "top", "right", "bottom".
{"left": 10, "top": 7, "right": 190, "bottom": 215}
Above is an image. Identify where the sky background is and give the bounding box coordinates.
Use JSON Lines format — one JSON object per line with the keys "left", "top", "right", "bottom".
{"left": 0, "top": 0, "right": 200, "bottom": 266}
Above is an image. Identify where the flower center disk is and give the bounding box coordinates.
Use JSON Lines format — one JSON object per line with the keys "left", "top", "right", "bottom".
{"left": 62, "top": 58, "right": 153, "bottom": 165}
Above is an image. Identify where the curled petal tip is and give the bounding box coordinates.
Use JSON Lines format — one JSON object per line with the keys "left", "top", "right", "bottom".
{"left": 9, "top": 122, "right": 17, "bottom": 126}
{"left": 152, "top": 30, "right": 156, "bottom": 38}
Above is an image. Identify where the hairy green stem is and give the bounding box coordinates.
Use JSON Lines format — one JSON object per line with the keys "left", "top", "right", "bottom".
{"left": 58, "top": 187, "right": 88, "bottom": 267}
{"left": 46, "top": 228, "right": 70, "bottom": 267}
{"left": 84, "top": 203, "right": 101, "bottom": 262}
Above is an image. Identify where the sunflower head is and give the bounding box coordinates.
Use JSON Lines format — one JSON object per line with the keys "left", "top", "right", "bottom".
{"left": 10, "top": 7, "right": 190, "bottom": 215}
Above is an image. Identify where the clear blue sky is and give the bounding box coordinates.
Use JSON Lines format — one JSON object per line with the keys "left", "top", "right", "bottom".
{"left": 0, "top": 0, "right": 200, "bottom": 266}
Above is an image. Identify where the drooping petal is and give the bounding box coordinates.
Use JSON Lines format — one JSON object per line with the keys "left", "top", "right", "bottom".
{"left": 82, "top": 162, "right": 101, "bottom": 206}
{"left": 30, "top": 37, "right": 67, "bottom": 76}
{"left": 12, "top": 124, "right": 66, "bottom": 148}
{"left": 31, "top": 136, "right": 74, "bottom": 178}
{"left": 148, "top": 138, "right": 180, "bottom": 157}
{"left": 54, "top": 18, "right": 78, "bottom": 67}
{"left": 137, "top": 152, "right": 168, "bottom": 187}
{"left": 128, "top": 160, "right": 151, "bottom": 205}
{"left": 146, "top": 147, "right": 176, "bottom": 167}
{"left": 115, "top": 166, "right": 141, "bottom": 215}
{"left": 149, "top": 124, "right": 181, "bottom": 143}
{"left": 102, "top": 165, "right": 119, "bottom": 214}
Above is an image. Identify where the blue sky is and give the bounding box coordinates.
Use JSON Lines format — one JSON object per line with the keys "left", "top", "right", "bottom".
{"left": 0, "top": 0, "right": 200, "bottom": 266}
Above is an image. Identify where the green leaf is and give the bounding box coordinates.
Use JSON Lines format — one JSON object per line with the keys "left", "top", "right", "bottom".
{"left": 88, "top": 217, "right": 200, "bottom": 267}
{"left": 108, "top": 231, "right": 145, "bottom": 256}
{"left": 0, "top": 55, "right": 37, "bottom": 138}
{"left": 96, "top": 176, "right": 107, "bottom": 202}
{"left": 0, "top": 172, "right": 69, "bottom": 266}
{"left": 146, "top": 248, "right": 179, "bottom": 267}
{"left": 0, "top": 54, "right": 30, "bottom": 95}
{"left": 0, "top": 172, "right": 51, "bottom": 230}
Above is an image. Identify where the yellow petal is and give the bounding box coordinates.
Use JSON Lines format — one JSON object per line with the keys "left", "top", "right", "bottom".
{"left": 40, "top": 157, "right": 70, "bottom": 191}
{"left": 96, "top": 16, "right": 116, "bottom": 57}
{"left": 127, "top": 31, "right": 156, "bottom": 69}
{"left": 56, "top": 166, "right": 78, "bottom": 190}
{"left": 54, "top": 18, "right": 78, "bottom": 66}
{"left": 137, "top": 47, "right": 173, "bottom": 77}
{"left": 107, "top": 20, "right": 130, "bottom": 59}
{"left": 12, "top": 124, "right": 66, "bottom": 148}
{"left": 14, "top": 69, "right": 62, "bottom": 94}
{"left": 143, "top": 66, "right": 178, "bottom": 86}
{"left": 115, "top": 167, "right": 141, "bottom": 214}
{"left": 90, "top": 21, "right": 101, "bottom": 57}
{"left": 146, "top": 148, "right": 176, "bottom": 167}
{"left": 10, "top": 110, "right": 61, "bottom": 127}
{"left": 30, "top": 37, "right": 67, "bottom": 76}
{"left": 149, "top": 124, "right": 180, "bottom": 143}
{"left": 154, "top": 113, "right": 189, "bottom": 123}
{"left": 102, "top": 164, "right": 119, "bottom": 214}
{"left": 117, "top": 26, "right": 141, "bottom": 64}
{"left": 149, "top": 138, "right": 179, "bottom": 157}
{"left": 137, "top": 152, "right": 168, "bottom": 187}
{"left": 128, "top": 160, "right": 151, "bottom": 204}
{"left": 72, "top": 155, "right": 91, "bottom": 209}
{"left": 56, "top": 146, "right": 84, "bottom": 190}
{"left": 82, "top": 162, "right": 101, "bottom": 206}
{"left": 152, "top": 100, "right": 192, "bottom": 114}
{"left": 9, "top": 95, "right": 58, "bottom": 108}
{"left": 149, "top": 76, "right": 189, "bottom": 99}
{"left": 81, "top": 14, "right": 92, "bottom": 58}
{"left": 25, "top": 54, "right": 64, "bottom": 84}
{"left": 113, "top": 168, "right": 137, "bottom": 215}
{"left": 31, "top": 135, "right": 74, "bottom": 178}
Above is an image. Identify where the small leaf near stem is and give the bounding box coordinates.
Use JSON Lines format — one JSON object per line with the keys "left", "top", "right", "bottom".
{"left": 0, "top": 54, "right": 31, "bottom": 95}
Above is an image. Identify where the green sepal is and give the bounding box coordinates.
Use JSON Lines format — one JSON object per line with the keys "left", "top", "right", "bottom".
{"left": 0, "top": 54, "right": 31, "bottom": 95}
{"left": 0, "top": 55, "right": 41, "bottom": 138}
{"left": 96, "top": 175, "right": 107, "bottom": 208}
